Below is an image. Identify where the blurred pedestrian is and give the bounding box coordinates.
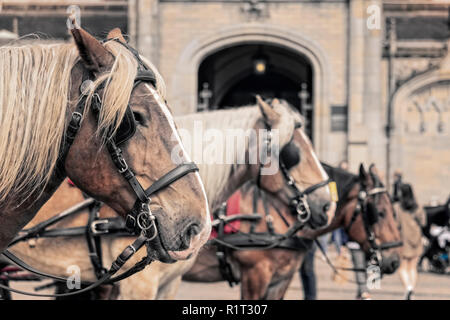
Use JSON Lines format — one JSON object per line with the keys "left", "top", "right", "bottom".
{"left": 393, "top": 175, "right": 426, "bottom": 300}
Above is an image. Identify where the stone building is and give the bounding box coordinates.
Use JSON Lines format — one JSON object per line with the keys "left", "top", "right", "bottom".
{"left": 1, "top": 0, "right": 449, "bottom": 204}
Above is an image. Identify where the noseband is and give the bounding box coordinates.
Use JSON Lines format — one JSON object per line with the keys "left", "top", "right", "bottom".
{"left": 345, "top": 185, "right": 403, "bottom": 268}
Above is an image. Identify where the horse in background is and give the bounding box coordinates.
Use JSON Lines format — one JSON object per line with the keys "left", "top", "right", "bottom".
{"left": 308, "top": 163, "right": 402, "bottom": 275}
{"left": 183, "top": 125, "right": 333, "bottom": 299}
{"left": 182, "top": 163, "right": 401, "bottom": 299}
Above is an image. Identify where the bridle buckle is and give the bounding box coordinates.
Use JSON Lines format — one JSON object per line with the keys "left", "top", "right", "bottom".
{"left": 90, "top": 219, "right": 109, "bottom": 235}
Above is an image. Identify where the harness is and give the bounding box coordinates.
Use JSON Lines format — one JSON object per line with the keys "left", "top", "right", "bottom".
{"left": 209, "top": 121, "right": 331, "bottom": 286}
{"left": 0, "top": 39, "right": 200, "bottom": 298}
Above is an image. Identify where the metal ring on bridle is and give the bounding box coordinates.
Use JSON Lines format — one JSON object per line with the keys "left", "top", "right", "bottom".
{"left": 142, "top": 221, "right": 158, "bottom": 241}
{"left": 296, "top": 198, "right": 311, "bottom": 223}
{"left": 80, "top": 79, "right": 94, "bottom": 96}
{"left": 118, "top": 161, "right": 128, "bottom": 173}
{"left": 358, "top": 190, "right": 367, "bottom": 200}
{"left": 136, "top": 211, "right": 154, "bottom": 231}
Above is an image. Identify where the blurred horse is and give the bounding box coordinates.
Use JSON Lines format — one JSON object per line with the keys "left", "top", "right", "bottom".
{"left": 183, "top": 163, "right": 402, "bottom": 299}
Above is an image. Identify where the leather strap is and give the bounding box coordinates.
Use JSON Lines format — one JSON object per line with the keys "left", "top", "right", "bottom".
{"left": 86, "top": 202, "right": 107, "bottom": 279}
{"left": 144, "top": 162, "right": 199, "bottom": 197}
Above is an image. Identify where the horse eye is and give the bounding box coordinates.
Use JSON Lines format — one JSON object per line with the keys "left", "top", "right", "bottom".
{"left": 133, "top": 111, "right": 145, "bottom": 126}
{"left": 280, "top": 142, "right": 300, "bottom": 170}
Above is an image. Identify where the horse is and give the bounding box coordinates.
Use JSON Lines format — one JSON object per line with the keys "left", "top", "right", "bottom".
{"left": 308, "top": 163, "right": 403, "bottom": 274}
{"left": 0, "top": 22, "right": 212, "bottom": 267}
{"left": 6, "top": 98, "right": 334, "bottom": 299}
{"left": 182, "top": 163, "right": 402, "bottom": 300}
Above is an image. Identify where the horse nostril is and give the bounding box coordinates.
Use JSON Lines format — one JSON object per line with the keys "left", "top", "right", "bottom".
{"left": 180, "top": 223, "right": 201, "bottom": 250}
{"left": 323, "top": 203, "right": 330, "bottom": 213}
{"left": 187, "top": 223, "right": 201, "bottom": 239}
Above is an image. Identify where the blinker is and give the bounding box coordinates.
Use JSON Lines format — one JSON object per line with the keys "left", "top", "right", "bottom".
{"left": 328, "top": 181, "right": 339, "bottom": 202}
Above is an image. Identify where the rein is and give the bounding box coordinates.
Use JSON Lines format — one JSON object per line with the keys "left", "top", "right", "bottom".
{"left": 0, "top": 39, "right": 200, "bottom": 298}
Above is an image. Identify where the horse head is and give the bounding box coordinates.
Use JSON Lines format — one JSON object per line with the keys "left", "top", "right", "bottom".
{"left": 348, "top": 164, "right": 402, "bottom": 274}
{"left": 251, "top": 98, "right": 334, "bottom": 229}
{"left": 64, "top": 26, "right": 210, "bottom": 262}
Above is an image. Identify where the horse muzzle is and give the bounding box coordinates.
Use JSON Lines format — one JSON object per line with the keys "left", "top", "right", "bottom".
{"left": 380, "top": 252, "right": 400, "bottom": 275}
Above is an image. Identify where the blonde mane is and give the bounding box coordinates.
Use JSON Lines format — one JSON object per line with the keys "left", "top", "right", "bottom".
{"left": 0, "top": 40, "right": 165, "bottom": 206}
{"left": 175, "top": 104, "right": 294, "bottom": 208}
{"left": 175, "top": 107, "right": 260, "bottom": 207}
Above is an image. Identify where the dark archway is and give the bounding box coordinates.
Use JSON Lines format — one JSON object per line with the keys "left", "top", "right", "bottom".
{"left": 198, "top": 44, "right": 314, "bottom": 138}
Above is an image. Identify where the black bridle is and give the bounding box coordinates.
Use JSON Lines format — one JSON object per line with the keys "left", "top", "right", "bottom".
{"left": 314, "top": 163, "right": 403, "bottom": 277}
{"left": 344, "top": 183, "right": 403, "bottom": 269}
{"left": 256, "top": 120, "right": 331, "bottom": 229}
{"left": 0, "top": 39, "right": 200, "bottom": 297}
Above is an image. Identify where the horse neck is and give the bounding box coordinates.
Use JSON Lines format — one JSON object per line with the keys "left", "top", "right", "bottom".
{"left": 307, "top": 180, "right": 360, "bottom": 239}
{"left": 175, "top": 107, "right": 261, "bottom": 210}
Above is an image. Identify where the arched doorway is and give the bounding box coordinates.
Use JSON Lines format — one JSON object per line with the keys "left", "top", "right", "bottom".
{"left": 197, "top": 44, "right": 313, "bottom": 138}
{"left": 170, "top": 24, "right": 332, "bottom": 157}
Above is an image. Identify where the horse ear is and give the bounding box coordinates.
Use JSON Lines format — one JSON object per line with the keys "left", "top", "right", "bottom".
{"left": 106, "top": 28, "right": 126, "bottom": 43}
{"left": 369, "top": 163, "right": 381, "bottom": 179}
{"left": 68, "top": 15, "right": 113, "bottom": 72}
{"left": 359, "top": 163, "right": 368, "bottom": 181}
{"left": 256, "top": 95, "right": 280, "bottom": 126}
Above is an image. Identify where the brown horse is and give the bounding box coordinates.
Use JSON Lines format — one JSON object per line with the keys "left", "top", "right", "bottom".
{"left": 6, "top": 98, "right": 334, "bottom": 299}
{"left": 0, "top": 23, "right": 210, "bottom": 262}
{"left": 183, "top": 163, "right": 402, "bottom": 299}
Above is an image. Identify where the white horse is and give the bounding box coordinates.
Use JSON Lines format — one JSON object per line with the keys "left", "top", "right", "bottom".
{"left": 8, "top": 98, "right": 333, "bottom": 299}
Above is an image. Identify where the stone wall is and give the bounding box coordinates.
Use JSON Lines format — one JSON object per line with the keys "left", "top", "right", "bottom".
{"left": 136, "top": 0, "right": 349, "bottom": 161}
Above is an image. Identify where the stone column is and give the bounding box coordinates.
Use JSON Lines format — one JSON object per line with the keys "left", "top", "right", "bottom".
{"left": 134, "top": 0, "right": 160, "bottom": 66}
{"left": 363, "top": 0, "right": 386, "bottom": 177}
{"left": 347, "top": 0, "right": 369, "bottom": 172}
{"left": 127, "top": 0, "right": 138, "bottom": 47}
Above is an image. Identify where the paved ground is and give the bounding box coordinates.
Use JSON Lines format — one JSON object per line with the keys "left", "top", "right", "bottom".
{"left": 175, "top": 249, "right": 450, "bottom": 300}
{"left": 8, "top": 248, "right": 450, "bottom": 300}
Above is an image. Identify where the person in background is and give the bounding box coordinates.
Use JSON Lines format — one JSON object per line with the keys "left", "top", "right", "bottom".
{"left": 393, "top": 173, "right": 426, "bottom": 300}
{"left": 299, "top": 242, "right": 318, "bottom": 300}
